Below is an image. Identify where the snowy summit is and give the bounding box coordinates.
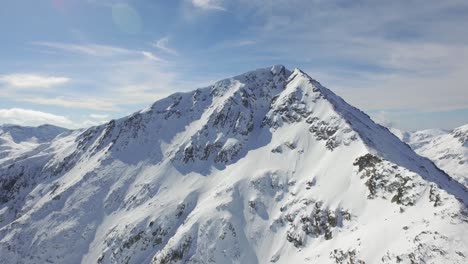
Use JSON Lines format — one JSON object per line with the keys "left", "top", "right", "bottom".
{"left": 0, "top": 66, "right": 467, "bottom": 264}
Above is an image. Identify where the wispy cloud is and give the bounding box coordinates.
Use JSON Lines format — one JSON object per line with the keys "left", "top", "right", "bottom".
{"left": 0, "top": 108, "right": 73, "bottom": 127}
{"left": 33, "top": 41, "right": 133, "bottom": 56}
{"left": 191, "top": 0, "right": 226, "bottom": 11}
{"left": 153, "top": 37, "right": 178, "bottom": 55}
{"left": 16, "top": 81, "right": 173, "bottom": 112}
{"left": 17, "top": 92, "right": 169, "bottom": 114}
{"left": 80, "top": 114, "right": 111, "bottom": 128}
{"left": 33, "top": 41, "right": 163, "bottom": 61}
{"left": 235, "top": 40, "right": 256, "bottom": 46}
{"left": 89, "top": 113, "right": 109, "bottom": 119}
{"left": 80, "top": 119, "right": 104, "bottom": 128}
{"left": 19, "top": 96, "right": 119, "bottom": 111}
{"left": 2, "top": 0, "right": 466, "bottom": 130}
{"left": 371, "top": 111, "right": 398, "bottom": 128}
{"left": 141, "top": 51, "right": 163, "bottom": 61}
{"left": 9, "top": 41, "right": 177, "bottom": 115}
{"left": 224, "top": 0, "right": 468, "bottom": 116}
{"left": 0, "top": 74, "right": 69, "bottom": 89}
{"left": 310, "top": 59, "right": 468, "bottom": 113}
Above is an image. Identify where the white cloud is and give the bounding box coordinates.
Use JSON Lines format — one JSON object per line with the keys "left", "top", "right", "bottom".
{"left": 220, "top": 0, "right": 468, "bottom": 115}
{"left": 0, "top": 108, "right": 73, "bottom": 127}
{"left": 79, "top": 119, "right": 103, "bottom": 128}
{"left": 33, "top": 41, "right": 133, "bottom": 56}
{"left": 309, "top": 46, "right": 468, "bottom": 114}
{"left": 191, "top": 0, "right": 226, "bottom": 11}
{"left": 141, "top": 51, "right": 163, "bottom": 61}
{"left": 153, "top": 37, "right": 178, "bottom": 55}
{"left": 89, "top": 113, "right": 109, "bottom": 119}
{"left": 16, "top": 83, "right": 172, "bottom": 112}
{"left": 34, "top": 41, "right": 162, "bottom": 62}
{"left": 0, "top": 74, "right": 69, "bottom": 89}
{"left": 371, "top": 111, "right": 398, "bottom": 128}
{"left": 19, "top": 96, "right": 119, "bottom": 111}
{"left": 9, "top": 41, "right": 179, "bottom": 113}
{"left": 235, "top": 40, "right": 256, "bottom": 46}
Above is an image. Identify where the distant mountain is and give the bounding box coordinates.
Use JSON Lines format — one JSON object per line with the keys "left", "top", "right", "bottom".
{"left": 0, "top": 124, "right": 70, "bottom": 163}
{"left": 392, "top": 124, "right": 468, "bottom": 188}
{"left": 0, "top": 124, "right": 68, "bottom": 143}
{"left": 0, "top": 66, "right": 467, "bottom": 264}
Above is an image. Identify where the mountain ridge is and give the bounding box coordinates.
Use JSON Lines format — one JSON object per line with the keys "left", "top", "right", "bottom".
{"left": 0, "top": 65, "right": 467, "bottom": 264}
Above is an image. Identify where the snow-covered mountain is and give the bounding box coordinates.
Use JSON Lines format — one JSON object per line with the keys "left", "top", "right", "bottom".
{"left": 392, "top": 125, "right": 468, "bottom": 188}
{"left": 0, "top": 66, "right": 467, "bottom": 264}
{"left": 0, "top": 124, "right": 70, "bottom": 164}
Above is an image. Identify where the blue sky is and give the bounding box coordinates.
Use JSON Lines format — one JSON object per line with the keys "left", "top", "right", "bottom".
{"left": 1, "top": 0, "right": 467, "bottom": 131}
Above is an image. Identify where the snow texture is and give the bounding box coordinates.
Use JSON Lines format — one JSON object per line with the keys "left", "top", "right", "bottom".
{"left": 0, "top": 66, "right": 467, "bottom": 264}
{"left": 392, "top": 125, "right": 468, "bottom": 188}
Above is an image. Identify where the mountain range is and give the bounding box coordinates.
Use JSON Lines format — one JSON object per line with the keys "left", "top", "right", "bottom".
{"left": 391, "top": 126, "right": 468, "bottom": 189}
{"left": 0, "top": 66, "right": 467, "bottom": 264}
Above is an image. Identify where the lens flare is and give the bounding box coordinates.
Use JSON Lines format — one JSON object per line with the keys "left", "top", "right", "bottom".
{"left": 111, "top": 3, "right": 142, "bottom": 34}
{"left": 52, "top": 0, "right": 66, "bottom": 11}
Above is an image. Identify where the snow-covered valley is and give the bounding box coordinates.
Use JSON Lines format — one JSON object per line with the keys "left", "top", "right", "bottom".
{"left": 0, "top": 66, "right": 467, "bottom": 264}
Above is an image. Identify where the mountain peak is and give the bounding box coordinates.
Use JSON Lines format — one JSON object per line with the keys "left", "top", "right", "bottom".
{"left": 452, "top": 124, "right": 468, "bottom": 145}
{"left": 1, "top": 66, "right": 467, "bottom": 264}
{"left": 270, "top": 64, "right": 287, "bottom": 75}
{"left": 0, "top": 123, "right": 68, "bottom": 144}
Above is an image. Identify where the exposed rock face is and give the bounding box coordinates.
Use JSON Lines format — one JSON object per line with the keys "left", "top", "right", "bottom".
{"left": 173, "top": 67, "right": 289, "bottom": 165}
{"left": 0, "top": 66, "right": 467, "bottom": 264}
{"left": 452, "top": 125, "right": 468, "bottom": 146}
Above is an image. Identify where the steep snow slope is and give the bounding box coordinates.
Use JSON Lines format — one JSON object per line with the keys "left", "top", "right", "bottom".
{"left": 392, "top": 125, "right": 468, "bottom": 188}
{"left": 0, "top": 66, "right": 467, "bottom": 264}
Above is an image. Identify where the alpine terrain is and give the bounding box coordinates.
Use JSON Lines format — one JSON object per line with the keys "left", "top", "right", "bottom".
{"left": 0, "top": 124, "right": 70, "bottom": 165}
{"left": 0, "top": 66, "right": 467, "bottom": 264}
{"left": 392, "top": 125, "right": 468, "bottom": 189}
